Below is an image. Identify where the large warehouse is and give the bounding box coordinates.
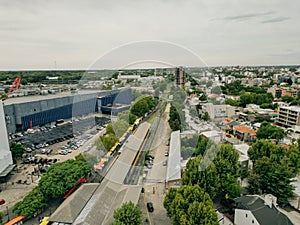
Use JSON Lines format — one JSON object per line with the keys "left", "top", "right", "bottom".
{"left": 3, "top": 88, "right": 131, "bottom": 133}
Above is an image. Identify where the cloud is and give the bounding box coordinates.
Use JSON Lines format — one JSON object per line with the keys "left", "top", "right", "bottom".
{"left": 261, "top": 16, "right": 290, "bottom": 23}
{"left": 221, "top": 11, "right": 274, "bottom": 21}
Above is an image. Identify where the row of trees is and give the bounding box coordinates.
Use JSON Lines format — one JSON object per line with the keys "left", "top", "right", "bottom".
{"left": 168, "top": 105, "right": 182, "bottom": 131}
{"left": 130, "top": 96, "right": 158, "bottom": 117}
{"left": 13, "top": 160, "right": 91, "bottom": 219}
{"left": 164, "top": 140, "right": 242, "bottom": 224}
{"left": 96, "top": 95, "right": 157, "bottom": 151}
{"left": 247, "top": 139, "right": 300, "bottom": 205}
{"left": 220, "top": 81, "right": 267, "bottom": 96}
{"left": 96, "top": 119, "right": 129, "bottom": 151}
{"left": 225, "top": 92, "right": 274, "bottom": 108}
{"left": 182, "top": 144, "right": 241, "bottom": 201}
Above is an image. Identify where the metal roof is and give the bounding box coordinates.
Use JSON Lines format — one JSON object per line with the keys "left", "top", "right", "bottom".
{"left": 49, "top": 122, "right": 150, "bottom": 225}
{"left": 166, "top": 130, "right": 181, "bottom": 182}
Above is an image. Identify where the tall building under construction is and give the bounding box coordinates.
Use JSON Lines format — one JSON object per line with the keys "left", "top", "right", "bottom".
{"left": 175, "top": 67, "right": 185, "bottom": 88}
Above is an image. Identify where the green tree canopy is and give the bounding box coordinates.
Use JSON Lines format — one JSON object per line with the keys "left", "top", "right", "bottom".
{"left": 248, "top": 139, "right": 300, "bottom": 205}
{"left": 168, "top": 104, "right": 182, "bottom": 131}
{"left": 164, "top": 185, "right": 218, "bottom": 225}
{"left": 111, "top": 201, "right": 142, "bottom": 225}
{"left": 182, "top": 155, "right": 220, "bottom": 199}
{"left": 256, "top": 121, "right": 285, "bottom": 140}
{"left": 130, "top": 96, "right": 157, "bottom": 117}
{"left": 10, "top": 142, "right": 25, "bottom": 162}
{"left": 118, "top": 110, "right": 136, "bottom": 125}
{"left": 38, "top": 159, "right": 91, "bottom": 200}
{"left": 13, "top": 187, "right": 47, "bottom": 219}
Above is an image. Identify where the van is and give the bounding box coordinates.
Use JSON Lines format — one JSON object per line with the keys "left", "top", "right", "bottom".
{"left": 147, "top": 202, "right": 154, "bottom": 212}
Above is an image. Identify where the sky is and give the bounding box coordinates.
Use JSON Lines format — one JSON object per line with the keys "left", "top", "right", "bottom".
{"left": 0, "top": 0, "right": 299, "bottom": 70}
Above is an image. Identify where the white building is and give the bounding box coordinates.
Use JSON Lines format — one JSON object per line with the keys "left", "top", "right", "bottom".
{"left": 0, "top": 100, "right": 14, "bottom": 179}
{"left": 203, "top": 103, "right": 235, "bottom": 120}
{"left": 201, "top": 130, "right": 223, "bottom": 143}
{"left": 166, "top": 130, "right": 181, "bottom": 189}
{"left": 277, "top": 106, "right": 300, "bottom": 128}
{"left": 290, "top": 176, "right": 300, "bottom": 210}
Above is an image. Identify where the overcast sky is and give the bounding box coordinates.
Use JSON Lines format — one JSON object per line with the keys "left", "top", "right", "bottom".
{"left": 0, "top": 0, "right": 299, "bottom": 70}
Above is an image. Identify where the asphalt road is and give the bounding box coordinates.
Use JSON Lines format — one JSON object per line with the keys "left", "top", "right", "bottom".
{"left": 141, "top": 103, "right": 172, "bottom": 225}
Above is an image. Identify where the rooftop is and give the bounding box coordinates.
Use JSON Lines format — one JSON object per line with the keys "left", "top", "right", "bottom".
{"left": 234, "top": 124, "right": 255, "bottom": 134}
{"left": 235, "top": 195, "right": 293, "bottom": 225}
{"left": 201, "top": 130, "right": 222, "bottom": 138}
{"left": 166, "top": 130, "right": 181, "bottom": 182}
{"left": 4, "top": 90, "right": 103, "bottom": 105}
{"left": 49, "top": 122, "right": 149, "bottom": 225}
{"left": 280, "top": 106, "right": 300, "bottom": 113}
{"left": 233, "top": 144, "right": 250, "bottom": 156}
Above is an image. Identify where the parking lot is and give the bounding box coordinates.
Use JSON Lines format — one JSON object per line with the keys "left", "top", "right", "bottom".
{"left": 0, "top": 115, "right": 110, "bottom": 223}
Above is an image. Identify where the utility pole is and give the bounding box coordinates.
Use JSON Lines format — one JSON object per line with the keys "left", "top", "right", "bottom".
{"left": 6, "top": 206, "right": 10, "bottom": 222}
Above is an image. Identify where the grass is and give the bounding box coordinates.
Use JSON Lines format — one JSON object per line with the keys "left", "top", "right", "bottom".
{"left": 148, "top": 112, "right": 157, "bottom": 124}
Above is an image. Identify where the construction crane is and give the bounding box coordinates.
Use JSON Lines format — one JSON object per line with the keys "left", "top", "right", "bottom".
{"left": 8, "top": 77, "right": 21, "bottom": 93}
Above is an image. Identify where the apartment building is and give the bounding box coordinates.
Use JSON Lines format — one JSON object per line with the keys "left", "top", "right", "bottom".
{"left": 276, "top": 106, "right": 300, "bottom": 128}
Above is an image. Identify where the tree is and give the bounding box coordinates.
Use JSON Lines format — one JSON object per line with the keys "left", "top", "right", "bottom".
{"left": 38, "top": 160, "right": 91, "bottom": 200}
{"left": 10, "top": 142, "right": 25, "bottom": 162}
{"left": 112, "top": 201, "right": 142, "bottom": 225}
{"left": 131, "top": 96, "right": 157, "bottom": 117}
{"left": 100, "top": 133, "right": 118, "bottom": 151}
{"left": 164, "top": 185, "right": 218, "bottom": 225}
{"left": 211, "top": 86, "right": 222, "bottom": 95}
{"left": 75, "top": 153, "right": 97, "bottom": 166}
{"left": 0, "top": 212, "right": 3, "bottom": 224}
{"left": 213, "top": 144, "right": 241, "bottom": 200}
{"left": 13, "top": 187, "right": 47, "bottom": 219}
{"left": 202, "top": 112, "right": 210, "bottom": 121}
{"left": 168, "top": 105, "right": 182, "bottom": 131}
{"left": 199, "top": 93, "right": 207, "bottom": 101}
{"left": 247, "top": 139, "right": 299, "bottom": 205}
{"left": 281, "top": 95, "right": 295, "bottom": 103}
{"left": 182, "top": 155, "right": 220, "bottom": 199}
{"left": 225, "top": 99, "right": 240, "bottom": 106}
{"left": 111, "top": 120, "right": 130, "bottom": 138}
{"left": 252, "top": 157, "right": 294, "bottom": 205}
{"left": 256, "top": 121, "right": 285, "bottom": 140}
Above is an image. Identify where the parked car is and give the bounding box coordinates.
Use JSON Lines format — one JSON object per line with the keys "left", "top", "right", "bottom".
{"left": 46, "top": 149, "right": 53, "bottom": 155}
{"left": 0, "top": 199, "right": 5, "bottom": 205}
{"left": 164, "top": 151, "right": 169, "bottom": 156}
{"left": 59, "top": 150, "right": 68, "bottom": 155}
{"left": 147, "top": 202, "right": 154, "bottom": 212}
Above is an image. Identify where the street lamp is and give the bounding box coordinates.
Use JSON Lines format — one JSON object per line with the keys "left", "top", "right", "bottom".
{"left": 6, "top": 206, "right": 10, "bottom": 222}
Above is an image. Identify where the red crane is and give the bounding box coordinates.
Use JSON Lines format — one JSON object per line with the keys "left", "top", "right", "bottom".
{"left": 8, "top": 77, "right": 21, "bottom": 93}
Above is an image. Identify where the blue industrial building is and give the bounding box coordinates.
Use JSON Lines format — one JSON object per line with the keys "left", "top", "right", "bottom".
{"left": 3, "top": 88, "right": 131, "bottom": 133}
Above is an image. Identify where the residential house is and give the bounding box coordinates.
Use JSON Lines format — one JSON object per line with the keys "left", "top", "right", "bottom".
{"left": 234, "top": 195, "right": 293, "bottom": 225}
{"left": 233, "top": 124, "right": 257, "bottom": 142}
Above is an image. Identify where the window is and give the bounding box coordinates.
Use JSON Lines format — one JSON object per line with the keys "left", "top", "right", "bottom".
{"left": 246, "top": 214, "right": 248, "bottom": 218}
{"left": 252, "top": 219, "right": 254, "bottom": 223}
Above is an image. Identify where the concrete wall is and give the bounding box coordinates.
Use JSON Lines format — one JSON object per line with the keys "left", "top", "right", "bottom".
{"left": 0, "top": 101, "right": 13, "bottom": 173}
{"left": 234, "top": 209, "right": 260, "bottom": 225}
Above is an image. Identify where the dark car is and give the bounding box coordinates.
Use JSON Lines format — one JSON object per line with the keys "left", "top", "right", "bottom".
{"left": 147, "top": 202, "right": 154, "bottom": 212}
{"left": 0, "top": 199, "right": 5, "bottom": 205}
